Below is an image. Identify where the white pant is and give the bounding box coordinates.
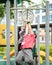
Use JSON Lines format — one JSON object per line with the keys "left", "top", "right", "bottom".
{"left": 15, "top": 49, "right": 35, "bottom": 65}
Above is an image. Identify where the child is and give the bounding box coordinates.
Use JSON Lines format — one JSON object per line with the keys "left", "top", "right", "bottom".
{"left": 16, "top": 22, "right": 36, "bottom": 65}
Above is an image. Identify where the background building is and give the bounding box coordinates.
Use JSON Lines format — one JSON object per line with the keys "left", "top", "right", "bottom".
{"left": 32, "top": 1, "right": 52, "bottom": 43}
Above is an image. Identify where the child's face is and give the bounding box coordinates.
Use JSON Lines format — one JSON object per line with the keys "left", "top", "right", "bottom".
{"left": 21, "top": 26, "right": 25, "bottom": 31}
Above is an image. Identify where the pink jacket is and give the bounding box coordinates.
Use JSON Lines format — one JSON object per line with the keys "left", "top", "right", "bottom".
{"left": 21, "top": 34, "right": 36, "bottom": 49}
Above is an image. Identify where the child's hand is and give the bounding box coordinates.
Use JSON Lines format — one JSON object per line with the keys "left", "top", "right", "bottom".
{"left": 27, "top": 22, "right": 30, "bottom": 24}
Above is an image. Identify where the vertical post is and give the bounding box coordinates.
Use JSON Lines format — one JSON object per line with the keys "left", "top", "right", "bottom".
{"left": 45, "top": 1, "right": 49, "bottom": 65}
{"left": 51, "top": 27, "right": 52, "bottom": 43}
{"left": 37, "top": 15, "right": 40, "bottom": 65}
{"left": 14, "top": 0, "right": 18, "bottom": 58}
{"left": 6, "top": 0, "right": 10, "bottom": 65}
{"left": 26, "top": 9, "right": 28, "bottom": 19}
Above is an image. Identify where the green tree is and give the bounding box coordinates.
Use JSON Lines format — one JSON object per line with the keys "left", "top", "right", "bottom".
{"left": 42, "top": 0, "right": 46, "bottom": 6}
{"left": 0, "top": 0, "right": 46, "bottom": 21}
{"left": 0, "top": 4, "right": 5, "bottom": 17}
{"left": 0, "top": 4, "right": 5, "bottom": 22}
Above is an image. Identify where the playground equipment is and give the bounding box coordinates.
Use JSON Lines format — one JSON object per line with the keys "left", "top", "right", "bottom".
{"left": 3, "top": 50, "right": 52, "bottom": 63}
{"left": 0, "top": 0, "right": 50, "bottom": 65}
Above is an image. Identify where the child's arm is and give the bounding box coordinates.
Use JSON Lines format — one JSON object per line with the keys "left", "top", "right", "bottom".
{"left": 27, "top": 22, "right": 34, "bottom": 34}
{"left": 25, "top": 23, "right": 29, "bottom": 34}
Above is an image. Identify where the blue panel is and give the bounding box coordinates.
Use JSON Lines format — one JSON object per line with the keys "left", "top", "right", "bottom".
{"left": 49, "top": 15, "right": 52, "bottom": 21}
{"left": 42, "top": 16, "right": 46, "bottom": 22}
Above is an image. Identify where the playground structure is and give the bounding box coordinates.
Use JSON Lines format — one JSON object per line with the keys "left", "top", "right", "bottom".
{"left": 0, "top": 0, "right": 51, "bottom": 65}
{"left": 0, "top": 24, "right": 52, "bottom": 64}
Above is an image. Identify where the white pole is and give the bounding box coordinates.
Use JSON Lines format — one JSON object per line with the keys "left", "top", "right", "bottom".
{"left": 37, "top": 15, "right": 40, "bottom": 65}
{"left": 45, "top": 1, "right": 49, "bottom": 65}
{"left": 14, "top": 0, "right": 18, "bottom": 57}
{"left": 6, "top": 0, "right": 10, "bottom": 65}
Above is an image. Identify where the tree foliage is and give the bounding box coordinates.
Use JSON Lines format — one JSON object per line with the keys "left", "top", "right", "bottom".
{"left": 0, "top": 4, "right": 5, "bottom": 18}
{"left": 0, "top": 0, "right": 46, "bottom": 19}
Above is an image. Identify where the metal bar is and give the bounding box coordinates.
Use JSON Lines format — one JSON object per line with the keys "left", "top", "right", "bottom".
{"left": 45, "top": 1, "right": 49, "bottom": 65}
{"left": 37, "top": 15, "right": 40, "bottom": 65}
{"left": 14, "top": 0, "right": 18, "bottom": 59}
{"left": 51, "top": 27, "right": 52, "bottom": 43}
{"left": 26, "top": 9, "right": 28, "bottom": 19}
{"left": 10, "top": 7, "right": 46, "bottom": 10}
{"left": 6, "top": 0, "right": 10, "bottom": 65}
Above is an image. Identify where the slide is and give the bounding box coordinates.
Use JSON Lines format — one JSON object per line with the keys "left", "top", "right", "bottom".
{"left": 3, "top": 50, "right": 14, "bottom": 59}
